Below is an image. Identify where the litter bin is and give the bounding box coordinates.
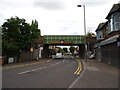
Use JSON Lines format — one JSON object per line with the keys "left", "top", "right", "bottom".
{"left": 8, "top": 57, "right": 14, "bottom": 64}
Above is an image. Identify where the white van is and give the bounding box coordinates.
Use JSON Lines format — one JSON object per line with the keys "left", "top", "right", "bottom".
{"left": 56, "top": 53, "right": 62, "bottom": 58}
{"left": 52, "top": 53, "right": 62, "bottom": 59}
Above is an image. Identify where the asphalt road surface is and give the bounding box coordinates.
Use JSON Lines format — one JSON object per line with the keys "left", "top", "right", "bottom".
{"left": 2, "top": 57, "right": 81, "bottom": 88}
{"left": 2, "top": 56, "right": 119, "bottom": 89}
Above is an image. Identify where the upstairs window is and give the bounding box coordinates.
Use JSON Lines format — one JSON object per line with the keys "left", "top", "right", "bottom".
{"left": 114, "top": 14, "right": 120, "bottom": 31}
{"left": 96, "top": 30, "right": 103, "bottom": 40}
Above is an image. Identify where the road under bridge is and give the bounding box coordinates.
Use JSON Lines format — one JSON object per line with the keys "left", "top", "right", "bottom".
{"left": 42, "top": 35, "right": 86, "bottom": 58}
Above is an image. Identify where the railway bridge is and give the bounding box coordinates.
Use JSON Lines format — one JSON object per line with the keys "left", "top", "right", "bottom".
{"left": 42, "top": 35, "right": 86, "bottom": 58}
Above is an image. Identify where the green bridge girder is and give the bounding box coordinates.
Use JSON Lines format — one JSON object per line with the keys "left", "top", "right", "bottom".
{"left": 44, "top": 35, "right": 85, "bottom": 44}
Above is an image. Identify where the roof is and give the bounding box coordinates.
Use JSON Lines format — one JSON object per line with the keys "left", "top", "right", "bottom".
{"left": 95, "top": 22, "right": 105, "bottom": 32}
{"left": 106, "top": 3, "right": 120, "bottom": 19}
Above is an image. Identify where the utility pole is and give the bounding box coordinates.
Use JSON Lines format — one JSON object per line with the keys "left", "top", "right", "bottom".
{"left": 77, "top": 5, "right": 87, "bottom": 61}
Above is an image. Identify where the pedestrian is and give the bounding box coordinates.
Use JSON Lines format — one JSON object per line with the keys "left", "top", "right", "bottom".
{"left": 74, "top": 50, "right": 78, "bottom": 58}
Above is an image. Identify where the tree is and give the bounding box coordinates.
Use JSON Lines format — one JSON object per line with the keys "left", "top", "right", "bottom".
{"left": 86, "top": 31, "right": 96, "bottom": 53}
{"left": 87, "top": 31, "right": 95, "bottom": 37}
{"left": 31, "top": 19, "right": 41, "bottom": 42}
{"left": 2, "top": 16, "right": 41, "bottom": 57}
{"left": 63, "top": 48, "right": 68, "bottom": 53}
{"left": 69, "top": 46, "right": 75, "bottom": 54}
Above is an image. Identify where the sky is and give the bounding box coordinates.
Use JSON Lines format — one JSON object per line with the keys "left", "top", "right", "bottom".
{"left": 0, "top": 0, "right": 120, "bottom": 36}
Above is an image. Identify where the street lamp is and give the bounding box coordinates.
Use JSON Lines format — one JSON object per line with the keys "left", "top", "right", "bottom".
{"left": 77, "top": 5, "right": 87, "bottom": 61}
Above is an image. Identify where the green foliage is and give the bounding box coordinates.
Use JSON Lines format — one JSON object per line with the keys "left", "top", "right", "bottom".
{"left": 2, "top": 16, "right": 41, "bottom": 57}
{"left": 60, "top": 48, "right": 64, "bottom": 54}
{"left": 69, "top": 46, "right": 75, "bottom": 54}
{"left": 63, "top": 48, "right": 68, "bottom": 53}
{"left": 87, "top": 31, "right": 95, "bottom": 37}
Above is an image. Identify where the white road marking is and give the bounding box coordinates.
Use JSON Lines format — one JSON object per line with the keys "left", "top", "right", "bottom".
{"left": 66, "top": 61, "right": 68, "bottom": 63}
{"left": 18, "top": 62, "right": 61, "bottom": 75}
{"left": 63, "top": 60, "right": 65, "bottom": 62}
{"left": 18, "top": 70, "right": 32, "bottom": 74}
{"left": 18, "top": 67, "right": 46, "bottom": 74}
{"left": 68, "top": 61, "right": 86, "bottom": 89}
{"left": 50, "top": 64, "right": 55, "bottom": 66}
{"left": 68, "top": 69, "right": 86, "bottom": 89}
{"left": 50, "top": 62, "right": 60, "bottom": 66}
{"left": 53, "top": 62, "right": 60, "bottom": 65}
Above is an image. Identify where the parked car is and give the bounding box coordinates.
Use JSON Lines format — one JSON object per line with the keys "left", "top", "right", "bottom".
{"left": 89, "top": 53, "right": 95, "bottom": 59}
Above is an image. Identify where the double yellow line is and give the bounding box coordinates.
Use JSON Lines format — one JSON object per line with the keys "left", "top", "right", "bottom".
{"left": 74, "top": 60, "right": 82, "bottom": 75}
{"left": 0, "top": 59, "right": 52, "bottom": 70}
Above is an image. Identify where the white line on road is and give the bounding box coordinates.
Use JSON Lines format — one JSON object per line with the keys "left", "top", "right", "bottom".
{"left": 63, "top": 60, "right": 65, "bottom": 62}
{"left": 18, "top": 62, "right": 61, "bottom": 75}
{"left": 52, "top": 62, "right": 60, "bottom": 66}
{"left": 68, "top": 69, "right": 86, "bottom": 89}
{"left": 66, "top": 61, "right": 68, "bottom": 63}
{"left": 18, "top": 70, "right": 32, "bottom": 74}
{"left": 68, "top": 61, "right": 86, "bottom": 89}
{"left": 18, "top": 67, "right": 46, "bottom": 74}
{"left": 50, "top": 62, "right": 60, "bottom": 66}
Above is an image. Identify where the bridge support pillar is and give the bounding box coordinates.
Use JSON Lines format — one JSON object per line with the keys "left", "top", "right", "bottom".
{"left": 79, "top": 44, "right": 85, "bottom": 59}
{"left": 42, "top": 44, "right": 49, "bottom": 58}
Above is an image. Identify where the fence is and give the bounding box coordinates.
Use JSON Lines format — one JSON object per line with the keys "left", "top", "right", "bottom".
{"left": 20, "top": 49, "right": 39, "bottom": 62}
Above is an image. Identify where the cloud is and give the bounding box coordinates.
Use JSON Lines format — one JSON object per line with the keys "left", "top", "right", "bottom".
{"left": 0, "top": 0, "right": 33, "bottom": 9}
{"left": 79, "top": 0, "right": 109, "bottom": 7}
{"left": 33, "top": 0, "right": 65, "bottom": 10}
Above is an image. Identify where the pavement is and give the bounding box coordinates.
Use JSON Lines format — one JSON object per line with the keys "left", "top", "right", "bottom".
{"left": 68, "top": 59, "right": 119, "bottom": 89}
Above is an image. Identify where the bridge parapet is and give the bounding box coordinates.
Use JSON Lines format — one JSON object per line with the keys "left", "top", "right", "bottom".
{"left": 44, "top": 35, "right": 85, "bottom": 44}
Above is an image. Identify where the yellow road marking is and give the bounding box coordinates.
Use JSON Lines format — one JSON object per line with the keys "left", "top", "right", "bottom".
{"left": 74, "top": 63, "right": 80, "bottom": 74}
{"left": 0, "top": 59, "right": 52, "bottom": 70}
{"left": 76, "top": 60, "right": 82, "bottom": 74}
{"left": 74, "top": 60, "right": 82, "bottom": 75}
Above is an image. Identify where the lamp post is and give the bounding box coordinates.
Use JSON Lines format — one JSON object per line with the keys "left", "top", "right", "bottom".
{"left": 77, "top": 5, "right": 87, "bottom": 61}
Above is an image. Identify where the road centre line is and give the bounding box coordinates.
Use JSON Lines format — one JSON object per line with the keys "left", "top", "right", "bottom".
{"left": 77, "top": 60, "right": 82, "bottom": 74}
{"left": 74, "top": 60, "right": 82, "bottom": 75}
{"left": 68, "top": 68, "right": 86, "bottom": 89}
{"left": 50, "top": 62, "right": 60, "bottom": 66}
{"left": 74, "top": 65, "right": 80, "bottom": 74}
{"left": 18, "top": 67, "right": 46, "bottom": 74}
{"left": 68, "top": 61, "right": 86, "bottom": 89}
{"left": 66, "top": 61, "right": 68, "bottom": 63}
{"left": 63, "top": 60, "right": 65, "bottom": 62}
{"left": 18, "top": 62, "right": 61, "bottom": 75}
{"left": 1, "top": 59, "right": 52, "bottom": 70}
